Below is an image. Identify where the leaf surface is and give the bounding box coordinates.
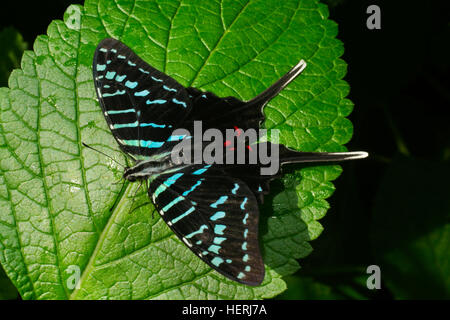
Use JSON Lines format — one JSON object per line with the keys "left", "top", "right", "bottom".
{"left": 0, "top": 0, "right": 353, "bottom": 299}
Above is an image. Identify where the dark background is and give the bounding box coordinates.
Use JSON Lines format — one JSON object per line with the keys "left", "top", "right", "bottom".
{"left": 0, "top": 0, "right": 448, "bottom": 299}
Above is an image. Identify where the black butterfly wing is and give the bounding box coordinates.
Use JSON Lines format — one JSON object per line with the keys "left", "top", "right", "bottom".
{"left": 183, "top": 87, "right": 263, "bottom": 132}
{"left": 93, "top": 38, "right": 192, "bottom": 157}
{"left": 181, "top": 60, "right": 340, "bottom": 202}
{"left": 149, "top": 165, "right": 264, "bottom": 285}
{"left": 183, "top": 60, "right": 307, "bottom": 133}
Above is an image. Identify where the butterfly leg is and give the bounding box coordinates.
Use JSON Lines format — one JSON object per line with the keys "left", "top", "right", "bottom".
{"left": 128, "top": 180, "right": 144, "bottom": 214}
{"left": 128, "top": 200, "right": 152, "bottom": 214}
{"left": 144, "top": 180, "right": 156, "bottom": 219}
{"left": 128, "top": 181, "right": 152, "bottom": 214}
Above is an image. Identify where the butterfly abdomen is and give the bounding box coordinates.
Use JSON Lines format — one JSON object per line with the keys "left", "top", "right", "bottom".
{"left": 123, "top": 157, "right": 180, "bottom": 181}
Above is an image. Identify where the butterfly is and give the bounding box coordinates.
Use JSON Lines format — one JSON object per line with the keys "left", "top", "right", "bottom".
{"left": 92, "top": 38, "right": 368, "bottom": 286}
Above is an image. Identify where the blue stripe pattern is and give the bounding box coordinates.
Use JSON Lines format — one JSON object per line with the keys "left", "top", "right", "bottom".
{"left": 210, "top": 211, "right": 225, "bottom": 221}
{"left": 240, "top": 197, "right": 248, "bottom": 210}
{"left": 116, "top": 74, "right": 126, "bottom": 82}
{"left": 163, "top": 85, "right": 177, "bottom": 92}
{"left": 140, "top": 122, "right": 166, "bottom": 128}
{"left": 151, "top": 76, "right": 163, "bottom": 82}
{"left": 113, "top": 121, "right": 167, "bottom": 129}
{"left": 167, "top": 135, "right": 186, "bottom": 142}
{"left": 122, "top": 139, "right": 164, "bottom": 148}
{"left": 107, "top": 109, "right": 135, "bottom": 115}
{"left": 213, "top": 237, "right": 226, "bottom": 245}
{"left": 172, "top": 98, "right": 187, "bottom": 108}
{"left": 210, "top": 196, "right": 228, "bottom": 208}
{"left": 182, "top": 180, "right": 203, "bottom": 196}
{"left": 208, "top": 245, "right": 220, "bottom": 254}
{"left": 125, "top": 80, "right": 138, "bottom": 89}
{"left": 134, "top": 90, "right": 150, "bottom": 97}
{"left": 185, "top": 225, "right": 208, "bottom": 239}
{"left": 162, "top": 196, "right": 185, "bottom": 212}
{"left": 170, "top": 206, "right": 195, "bottom": 224}
{"left": 214, "top": 225, "right": 226, "bottom": 235}
{"left": 192, "top": 165, "right": 211, "bottom": 175}
{"left": 113, "top": 121, "right": 138, "bottom": 129}
{"left": 146, "top": 99, "right": 166, "bottom": 105}
{"left": 105, "top": 71, "right": 116, "bottom": 79}
{"left": 103, "top": 90, "right": 126, "bottom": 97}
{"left": 141, "top": 140, "right": 164, "bottom": 148}
{"left": 211, "top": 257, "right": 224, "bottom": 267}
{"left": 154, "top": 173, "right": 184, "bottom": 199}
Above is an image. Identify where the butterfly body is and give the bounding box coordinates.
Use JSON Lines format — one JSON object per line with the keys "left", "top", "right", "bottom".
{"left": 92, "top": 38, "right": 367, "bottom": 285}
{"left": 122, "top": 155, "right": 183, "bottom": 182}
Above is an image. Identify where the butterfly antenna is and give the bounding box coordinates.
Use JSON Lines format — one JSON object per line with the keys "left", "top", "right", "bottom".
{"left": 246, "top": 59, "right": 307, "bottom": 108}
{"left": 82, "top": 142, "right": 126, "bottom": 168}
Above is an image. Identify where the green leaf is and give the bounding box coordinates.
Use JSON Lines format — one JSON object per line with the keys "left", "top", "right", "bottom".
{"left": 0, "top": 27, "right": 27, "bottom": 87}
{"left": 0, "top": 0, "right": 353, "bottom": 299}
{"left": 372, "top": 157, "right": 450, "bottom": 299}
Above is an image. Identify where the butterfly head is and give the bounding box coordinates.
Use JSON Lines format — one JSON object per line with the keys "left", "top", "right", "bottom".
{"left": 123, "top": 166, "right": 137, "bottom": 182}
{"left": 122, "top": 159, "right": 169, "bottom": 182}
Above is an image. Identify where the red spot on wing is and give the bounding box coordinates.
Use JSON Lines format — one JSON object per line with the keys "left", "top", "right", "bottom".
{"left": 234, "top": 126, "right": 242, "bottom": 137}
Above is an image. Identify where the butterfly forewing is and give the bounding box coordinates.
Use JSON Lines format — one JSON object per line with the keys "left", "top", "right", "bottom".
{"left": 92, "top": 38, "right": 265, "bottom": 285}
{"left": 149, "top": 165, "right": 264, "bottom": 285}
{"left": 93, "top": 38, "right": 192, "bottom": 157}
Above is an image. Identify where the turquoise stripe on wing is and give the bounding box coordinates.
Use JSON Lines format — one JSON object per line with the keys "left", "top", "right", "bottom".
{"left": 122, "top": 139, "right": 164, "bottom": 148}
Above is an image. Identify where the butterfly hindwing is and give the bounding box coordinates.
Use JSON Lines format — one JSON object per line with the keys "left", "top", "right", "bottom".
{"left": 149, "top": 165, "right": 264, "bottom": 285}
{"left": 93, "top": 38, "right": 192, "bottom": 157}
{"left": 184, "top": 87, "right": 264, "bottom": 133}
